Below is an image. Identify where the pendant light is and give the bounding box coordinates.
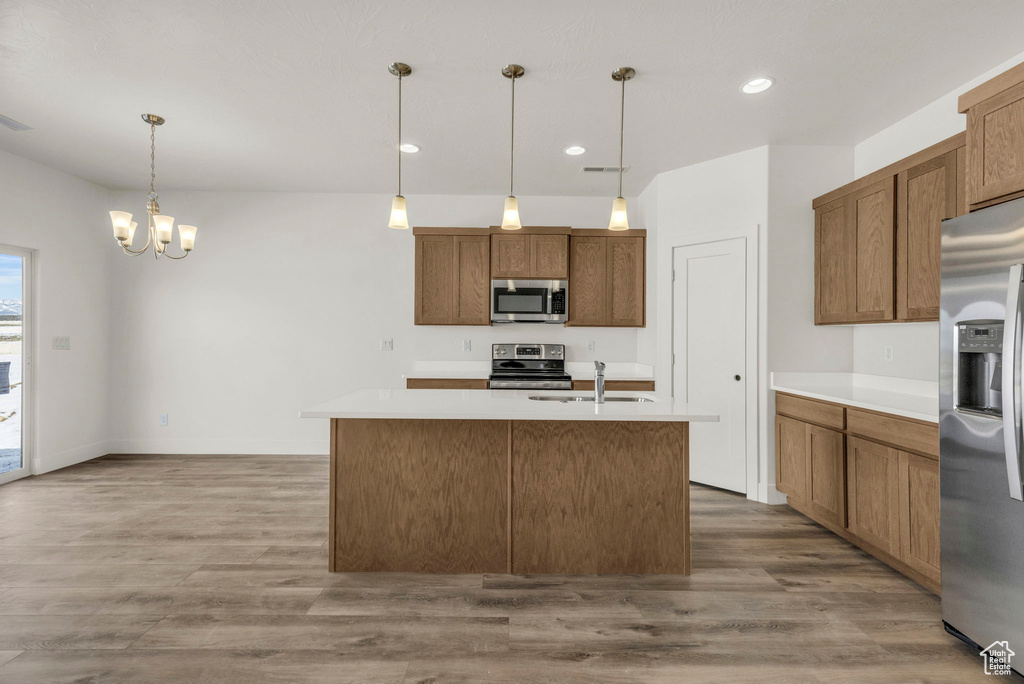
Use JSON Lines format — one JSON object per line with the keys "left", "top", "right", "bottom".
{"left": 609, "top": 67, "right": 635, "bottom": 231}
{"left": 501, "top": 64, "right": 524, "bottom": 230}
{"left": 109, "top": 114, "right": 197, "bottom": 259}
{"left": 388, "top": 62, "right": 412, "bottom": 229}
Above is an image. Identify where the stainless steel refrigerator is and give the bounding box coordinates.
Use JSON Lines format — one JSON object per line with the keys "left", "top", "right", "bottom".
{"left": 941, "top": 196, "right": 1024, "bottom": 670}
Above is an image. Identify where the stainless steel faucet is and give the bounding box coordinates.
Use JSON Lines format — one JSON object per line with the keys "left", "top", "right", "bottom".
{"left": 594, "top": 361, "right": 606, "bottom": 404}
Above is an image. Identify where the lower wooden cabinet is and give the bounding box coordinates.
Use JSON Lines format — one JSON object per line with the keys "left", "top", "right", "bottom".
{"left": 775, "top": 392, "right": 940, "bottom": 593}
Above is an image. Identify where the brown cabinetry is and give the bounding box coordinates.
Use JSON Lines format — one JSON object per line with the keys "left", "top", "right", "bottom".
{"left": 414, "top": 232, "right": 490, "bottom": 326}
{"left": 774, "top": 392, "right": 940, "bottom": 593}
{"left": 490, "top": 230, "right": 569, "bottom": 279}
{"left": 813, "top": 133, "right": 965, "bottom": 325}
{"left": 568, "top": 233, "right": 645, "bottom": 327}
{"left": 960, "top": 62, "right": 1024, "bottom": 209}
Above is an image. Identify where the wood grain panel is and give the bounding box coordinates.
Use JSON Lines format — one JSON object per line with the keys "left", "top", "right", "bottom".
{"left": 807, "top": 425, "right": 846, "bottom": 527}
{"left": 898, "top": 451, "right": 941, "bottom": 586}
{"left": 775, "top": 393, "right": 844, "bottom": 430}
{"left": 567, "top": 237, "right": 607, "bottom": 326}
{"left": 571, "top": 380, "right": 655, "bottom": 392}
{"left": 453, "top": 235, "right": 490, "bottom": 325}
{"left": 896, "top": 152, "right": 956, "bottom": 321}
{"left": 530, "top": 235, "right": 568, "bottom": 278}
{"left": 406, "top": 379, "right": 490, "bottom": 390}
{"left": 415, "top": 235, "right": 454, "bottom": 325}
{"left": 966, "top": 79, "right": 1024, "bottom": 206}
{"left": 332, "top": 419, "right": 508, "bottom": 573}
{"left": 852, "top": 178, "right": 895, "bottom": 321}
{"left": 956, "top": 145, "right": 967, "bottom": 217}
{"left": 847, "top": 437, "right": 901, "bottom": 556}
{"left": 846, "top": 409, "right": 938, "bottom": 458}
{"left": 511, "top": 420, "right": 689, "bottom": 574}
{"left": 608, "top": 237, "right": 645, "bottom": 326}
{"left": 490, "top": 234, "right": 530, "bottom": 278}
{"left": 814, "top": 198, "right": 853, "bottom": 324}
{"left": 775, "top": 415, "right": 808, "bottom": 503}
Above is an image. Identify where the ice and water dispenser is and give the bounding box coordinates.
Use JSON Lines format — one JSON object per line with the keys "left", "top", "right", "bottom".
{"left": 955, "top": 320, "right": 1004, "bottom": 417}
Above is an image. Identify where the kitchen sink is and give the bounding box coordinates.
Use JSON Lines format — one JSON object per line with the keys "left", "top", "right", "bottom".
{"left": 528, "top": 395, "right": 654, "bottom": 403}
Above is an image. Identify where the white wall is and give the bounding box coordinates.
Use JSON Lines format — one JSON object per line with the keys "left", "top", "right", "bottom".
{"left": 851, "top": 50, "right": 1024, "bottom": 381}
{"left": 106, "top": 191, "right": 640, "bottom": 455}
{"left": 0, "top": 149, "right": 114, "bottom": 474}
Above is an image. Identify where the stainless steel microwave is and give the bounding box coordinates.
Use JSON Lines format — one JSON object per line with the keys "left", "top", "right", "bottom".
{"left": 491, "top": 279, "right": 568, "bottom": 324}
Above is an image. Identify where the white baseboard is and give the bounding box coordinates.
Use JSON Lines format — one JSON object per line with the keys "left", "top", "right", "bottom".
{"left": 761, "top": 483, "right": 788, "bottom": 506}
{"left": 34, "top": 440, "right": 116, "bottom": 475}
{"left": 104, "top": 438, "right": 330, "bottom": 456}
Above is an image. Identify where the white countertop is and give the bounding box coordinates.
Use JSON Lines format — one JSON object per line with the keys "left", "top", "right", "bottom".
{"left": 300, "top": 389, "right": 717, "bottom": 422}
{"left": 770, "top": 372, "right": 938, "bottom": 423}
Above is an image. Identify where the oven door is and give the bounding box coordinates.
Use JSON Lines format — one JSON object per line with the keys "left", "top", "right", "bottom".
{"left": 491, "top": 280, "right": 567, "bottom": 323}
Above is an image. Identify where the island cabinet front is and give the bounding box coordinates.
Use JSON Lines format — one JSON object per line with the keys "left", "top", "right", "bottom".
{"left": 329, "top": 418, "right": 691, "bottom": 575}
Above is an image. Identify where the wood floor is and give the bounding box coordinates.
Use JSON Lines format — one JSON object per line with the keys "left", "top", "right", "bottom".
{"left": 0, "top": 453, "right": 991, "bottom": 683}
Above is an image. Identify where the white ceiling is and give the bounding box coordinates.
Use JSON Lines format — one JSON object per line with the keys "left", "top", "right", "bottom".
{"left": 2, "top": 0, "right": 1024, "bottom": 196}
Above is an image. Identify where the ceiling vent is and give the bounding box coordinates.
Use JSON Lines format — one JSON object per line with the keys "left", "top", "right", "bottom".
{"left": 0, "top": 114, "right": 32, "bottom": 132}
{"left": 581, "top": 166, "right": 628, "bottom": 173}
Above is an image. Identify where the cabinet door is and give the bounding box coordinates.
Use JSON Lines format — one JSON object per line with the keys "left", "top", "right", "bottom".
{"left": 850, "top": 178, "right": 895, "bottom": 322}
{"left": 607, "top": 237, "right": 645, "bottom": 326}
{"left": 815, "top": 197, "right": 855, "bottom": 324}
{"left": 847, "top": 437, "right": 901, "bottom": 555}
{"left": 775, "top": 415, "right": 808, "bottom": 503}
{"left": 415, "top": 235, "right": 454, "bottom": 325}
{"left": 897, "top": 151, "right": 957, "bottom": 321}
{"left": 898, "top": 451, "right": 941, "bottom": 585}
{"left": 490, "top": 234, "right": 531, "bottom": 278}
{"left": 530, "top": 235, "right": 569, "bottom": 279}
{"left": 568, "top": 237, "right": 608, "bottom": 326}
{"left": 966, "top": 80, "right": 1024, "bottom": 206}
{"left": 807, "top": 425, "right": 846, "bottom": 527}
{"left": 453, "top": 236, "right": 491, "bottom": 325}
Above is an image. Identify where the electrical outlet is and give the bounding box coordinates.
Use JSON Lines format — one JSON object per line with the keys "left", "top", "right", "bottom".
{"left": 462, "top": 339, "right": 472, "bottom": 352}
{"left": 159, "top": 414, "right": 168, "bottom": 426}
{"left": 587, "top": 340, "right": 596, "bottom": 353}
{"left": 52, "top": 336, "right": 71, "bottom": 351}
{"left": 884, "top": 345, "right": 894, "bottom": 362}
{"left": 379, "top": 339, "right": 393, "bottom": 352}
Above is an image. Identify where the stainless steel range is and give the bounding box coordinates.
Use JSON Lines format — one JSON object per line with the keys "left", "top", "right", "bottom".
{"left": 488, "top": 343, "right": 572, "bottom": 389}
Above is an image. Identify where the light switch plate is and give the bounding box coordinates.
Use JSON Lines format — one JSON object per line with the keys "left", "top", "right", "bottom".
{"left": 379, "top": 339, "right": 393, "bottom": 352}
{"left": 53, "top": 336, "right": 71, "bottom": 351}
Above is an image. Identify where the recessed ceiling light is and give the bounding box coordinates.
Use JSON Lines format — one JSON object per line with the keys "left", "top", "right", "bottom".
{"left": 399, "top": 143, "right": 420, "bottom": 153}
{"left": 564, "top": 145, "right": 586, "bottom": 156}
{"left": 741, "top": 77, "right": 774, "bottom": 94}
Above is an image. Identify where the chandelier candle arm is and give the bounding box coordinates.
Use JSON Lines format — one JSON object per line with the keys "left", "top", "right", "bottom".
{"left": 609, "top": 67, "right": 635, "bottom": 231}
{"left": 388, "top": 62, "right": 412, "bottom": 230}
{"left": 501, "top": 63, "right": 524, "bottom": 231}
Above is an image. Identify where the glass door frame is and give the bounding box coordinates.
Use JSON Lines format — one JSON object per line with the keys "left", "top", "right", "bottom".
{"left": 0, "top": 244, "right": 32, "bottom": 485}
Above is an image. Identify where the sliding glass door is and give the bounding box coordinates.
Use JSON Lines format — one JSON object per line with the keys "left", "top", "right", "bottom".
{"left": 0, "top": 247, "right": 30, "bottom": 485}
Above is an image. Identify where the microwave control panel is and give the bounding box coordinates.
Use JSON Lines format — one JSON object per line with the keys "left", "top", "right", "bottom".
{"left": 551, "top": 289, "right": 566, "bottom": 314}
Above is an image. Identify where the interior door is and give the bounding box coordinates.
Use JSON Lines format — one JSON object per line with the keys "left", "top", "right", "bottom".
{"left": 0, "top": 247, "right": 29, "bottom": 485}
{"left": 672, "top": 238, "right": 747, "bottom": 493}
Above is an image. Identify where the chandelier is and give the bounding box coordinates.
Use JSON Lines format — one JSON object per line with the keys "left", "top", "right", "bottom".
{"left": 109, "top": 114, "right": 197, "bottom": 259}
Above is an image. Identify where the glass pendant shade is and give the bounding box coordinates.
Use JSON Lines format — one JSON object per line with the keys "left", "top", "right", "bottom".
{"left": 125, "top": 221, "right": 138, "bottom": 247}
{"left": 608, "top": 197, "right": 629, "bottom": 231}
{"left": 153, "top": 215, "right": 175, "bottom": 244}
{"left": 178, "top": 225, "right": 197, "bottom": 251}
{"left": 110, "top": 211, "right": 133, "bottom": 240}
{"left": 501, "top": 196, "right": 522, "bottom": 230}
{"left": 388, "top": 195, "right": 409, "bottom": 230}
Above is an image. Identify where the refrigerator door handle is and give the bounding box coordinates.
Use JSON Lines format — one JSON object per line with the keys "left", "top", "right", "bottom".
{"left": 1001, "top": 263, "right": 1024, "bottom": 501}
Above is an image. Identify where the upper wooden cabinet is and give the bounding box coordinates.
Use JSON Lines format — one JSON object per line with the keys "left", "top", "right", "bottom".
{"left": 414, "top": 231, "right": 490, "bottom": 326}
{"left": 813, "top": 132, "right": 966, "bottom": 325}
{"left": 568, "top": 231, "right": 645, "bottom": 327}
{"left": 960, "top": 62, "right": 1024, "bottom": 210}
{"left": 490, "top": 231, "right": 569, "bottom": 279}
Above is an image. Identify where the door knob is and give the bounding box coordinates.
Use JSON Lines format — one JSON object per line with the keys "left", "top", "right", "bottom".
{"left": 734, "top": 375, "right": 741, "bottom": 381}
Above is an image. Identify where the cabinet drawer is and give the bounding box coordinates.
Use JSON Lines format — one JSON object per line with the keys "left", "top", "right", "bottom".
{"left": 776, "top": 393, "right": 844, "bottom": 430}
{"left": 846, "top": 409, "right": 938, "bottom": 458}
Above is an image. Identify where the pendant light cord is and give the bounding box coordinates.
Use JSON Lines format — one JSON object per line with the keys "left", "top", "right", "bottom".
{"left": 509, "top": 73, "right": 515, "bottom": 197}
{"left": 618, "top": 76, "right": 625, "bottom": 198}
{"left": 150, "top": 123, "right": 157, "bottom": 198}
{"left": 397, "top": 72, "right": 403, "bottom": 197}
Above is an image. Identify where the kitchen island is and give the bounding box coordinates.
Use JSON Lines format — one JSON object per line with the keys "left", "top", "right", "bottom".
{"left": 300, "top": 389, "right": 717, "bottom": 575}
